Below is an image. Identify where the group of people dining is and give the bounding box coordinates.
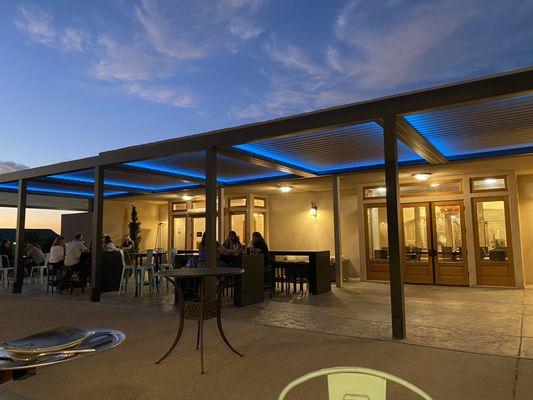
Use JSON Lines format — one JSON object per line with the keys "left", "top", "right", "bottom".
{"left": 198, "top": 230, "right": 270, "bottom": 267}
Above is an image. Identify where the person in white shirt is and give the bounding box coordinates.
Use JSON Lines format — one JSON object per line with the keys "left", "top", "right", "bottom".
{"left": 65, "top": 234, "right": 88, "bottom": 267}
{"left": 49, "top": 236, "right": 65, "bottom": 265}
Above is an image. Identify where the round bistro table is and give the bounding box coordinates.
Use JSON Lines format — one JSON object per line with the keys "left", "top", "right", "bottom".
{"left": 156, "top": 267, "right": 244, "bottom": 374}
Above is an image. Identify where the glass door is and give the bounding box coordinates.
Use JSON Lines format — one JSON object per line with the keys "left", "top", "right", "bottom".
{"left": 472, "top": 197, "right": 514, "bottom": 286}
{"left": 173, "top": 216, "right": 187, "bottom": 250}
{"left": 432, "top": 202, "right": 468, "bottom": 286}
{"left": 364, "top": 204, "right": 390, "bottom": 281}
{"left": 401, "top": 203, "right": 433, "bottom": 284}
{"left": 192, "top": 217, "right": 205, "bottom": 250}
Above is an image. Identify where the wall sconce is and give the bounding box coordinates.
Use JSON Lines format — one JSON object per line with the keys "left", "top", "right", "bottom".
{"left": 309, "top": 201, "right": 318, "bottom": 218}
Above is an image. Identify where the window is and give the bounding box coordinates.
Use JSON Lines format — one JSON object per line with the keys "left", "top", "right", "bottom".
{"left": 364, "top": 186, "right": 387, "bottom": 199}
{"left": 471, "top": 177, "right": 507, "bottom": 192}
{"left": 253, "top": 212, "right": 265, "bottom": 237}
{"left": 229, "top": 197, "right": 247, "bottom": 207}
{"left": 192, "top": 201, "right": 206, "bottom": 210}
{"left": 253, "top": 197, "right": 266, "bottom": 208}
{"left": 366, "top": 206, "right": 389, "bottom": 260}
{"left": 172, "top": 202, "right": 187, "bottom": 211}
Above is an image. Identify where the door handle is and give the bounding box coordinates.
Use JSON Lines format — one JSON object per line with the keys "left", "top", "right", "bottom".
{"left": 428, "top": 249, "right": 437, "bottom": 257}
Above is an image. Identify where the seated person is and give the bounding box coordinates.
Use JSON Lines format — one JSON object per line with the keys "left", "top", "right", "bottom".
{"left": 121, "top": 234, "right": 134, "bottom": 252}
{"left": 222, "top": 231, "right": 244, "bottom": 254}
{"left": 65, "top": 234, "right": 89, "bottom": 282}
{"left": 0, "top": 239, "right": 13, "bottom": 266}
{"left": 49, "top": 236, "right": 65, "bottom": 266}
{"left": 26, "top": 242, "right": 45, "bottom": 266}
{"left": 103, "top": 235, "right": 119, "bottom": 252}
{"left": 249, "top": 232, "right": 270, "bottom": 267}
{"left": 197, "top": 231, "right": 227, "bottom": 267}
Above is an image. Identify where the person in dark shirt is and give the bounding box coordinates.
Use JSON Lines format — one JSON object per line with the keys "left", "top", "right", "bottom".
{"left": 0, "top": 240, "right": 13, "bottom": 267}
{"left": 221, "top": 231, "right": 243, "bottom": 255}
{"left": 249, "top": 232, "right": 270, "bottom": 266}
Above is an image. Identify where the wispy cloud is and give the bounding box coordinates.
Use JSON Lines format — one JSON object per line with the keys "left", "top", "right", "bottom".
{"left": 232, "top": 0, "right": 533, "bottom": 120}
{"left": 0, "top": 161, "right": 29, "bottom": 174}
{"left": 14, "top": 6, "right": 90, "bottom": 52}
{"left": 135, "top": 0, "right": 206, "bottom": 60}
{"left": 122, "top": 82, "right": 197, "bottom": 108}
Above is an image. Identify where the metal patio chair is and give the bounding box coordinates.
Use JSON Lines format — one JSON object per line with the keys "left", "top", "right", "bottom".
{"left": 0, "top": 255, "right": 14, "bottom": 287}
{"left": 277, "top": 367, "right": 433, "bottom": 400}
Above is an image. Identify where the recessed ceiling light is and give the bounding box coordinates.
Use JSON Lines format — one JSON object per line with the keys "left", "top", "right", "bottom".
{"left": 413, "top": 173, "right": 432, "bottom": 181}
{"left": 182, "top": 194, "right": 193, "bottom": 201}
{"left": 279, "top": 185, "right": 292, "bottom": 193}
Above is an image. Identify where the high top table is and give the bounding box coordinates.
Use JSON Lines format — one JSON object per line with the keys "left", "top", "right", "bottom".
{"left": 156, "top": 267, "right": 244, "bottom": 374}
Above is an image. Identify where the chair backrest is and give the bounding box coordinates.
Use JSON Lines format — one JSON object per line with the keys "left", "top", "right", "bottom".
{"left": 0, "top": 255, "right": 9, "bottom": 268}
{"left": 146, "top": 249, "right": 154, "bottom": 266}
{"left": 119, "top": 249, "right": 127, "bottom": 267}
{"left": 277, "top": 367, "right": 433, "bottom": 400}
{"left": 44, "top": 253, "right": 50, "bottom": 266}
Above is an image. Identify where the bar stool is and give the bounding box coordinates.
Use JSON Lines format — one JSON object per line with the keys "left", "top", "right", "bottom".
{"left": 135, "top": 249, "right": 156, "bottom": 297}
{"left": 118, "top": 250, "right": 136, "bottom": 295}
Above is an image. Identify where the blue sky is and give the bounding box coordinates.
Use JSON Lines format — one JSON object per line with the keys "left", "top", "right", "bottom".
{"left": 0, "top": 0, "right": 531, "bottom": 171}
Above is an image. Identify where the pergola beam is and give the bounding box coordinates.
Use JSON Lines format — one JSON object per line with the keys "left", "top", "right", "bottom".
{"left": 376, "top": 119, "right": 448, "bottom": 165}
{"left": 13, "top": 179, "right": 27, "bottom": 294}
{"left": 218, "top": 147, "right": 318, "bottom": 178}
{"left": 383, "top": 114, "right": 406, "bottom": 340}
{"left": 37, "top": 177, "right": 151, "bottom": 195}
{"left": 109, "top": 165, "right": 205, "bottom": 185}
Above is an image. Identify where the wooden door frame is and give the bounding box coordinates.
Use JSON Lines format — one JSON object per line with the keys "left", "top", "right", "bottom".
{"left": 471, "top": 196, "right": 515, "bottom": 286}
{"left": 431, "top": 200, "right": 469, "bottom": 286}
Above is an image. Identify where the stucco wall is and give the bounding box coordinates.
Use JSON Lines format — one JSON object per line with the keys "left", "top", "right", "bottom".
{"left": 103, "top": 200, "right": 168, "bottom": 251}
{"left": 518, "top": 174, "right": 533, "bottom": 284}
{"left": 268, "top": 189, "right": 360, "bottom": 278}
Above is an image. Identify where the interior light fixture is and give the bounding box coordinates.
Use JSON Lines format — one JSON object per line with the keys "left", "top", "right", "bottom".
{"left": 430, "top": 183, "right": 440, "bottom": 188}
{"left": 484, "top": 178, "right": 497, "bottom": 185}
{"left": 182, "top": 194, "right": 193, "bottom": 201}
{"left": 309, "top": 201, "right": 318, "bottom": 217}
{"left": 413, "top": 173, "right": 432, "bottom": 181}
{"left": 279, "top": 185, "right": 292, "bottom": 193}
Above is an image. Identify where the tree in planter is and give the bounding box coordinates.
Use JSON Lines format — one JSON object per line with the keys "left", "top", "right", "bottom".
{"left": 129, "top": 205, "right": 142, "bottom": 252}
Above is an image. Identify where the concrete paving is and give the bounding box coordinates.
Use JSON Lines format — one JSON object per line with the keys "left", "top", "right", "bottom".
{"left": 1, "top": 281, "right": 533, "bottom": 399}
{"left": 0, "top": 293, "right": 531, "bottom": 400}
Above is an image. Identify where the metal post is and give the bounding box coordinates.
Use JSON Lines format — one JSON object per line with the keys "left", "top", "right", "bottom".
{"left": 13, "top": 179, "right": 27, "bottom": 293}
{"left": 217, "top": 186, "right": 224, "bottom": 242}
{"left": 383, "top": 114, "right": 406, "bottom": 339}
{"left": 333, "top": 175, "right": 343, "bottom": 288}
{"left": 90, "top": 165, "right": 104, "bottom": 302}
{"left": 205, "top": 147, "right": 217, "bottom": 269}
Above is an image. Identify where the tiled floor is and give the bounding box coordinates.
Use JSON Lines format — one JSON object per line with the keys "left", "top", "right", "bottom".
{"left": 5, "top": 279, "right": 531, "bottom": 359}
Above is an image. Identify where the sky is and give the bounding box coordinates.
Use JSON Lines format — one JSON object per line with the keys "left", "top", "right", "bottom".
{"left": 0, "top": 0, "right": 532, "bottom": 172}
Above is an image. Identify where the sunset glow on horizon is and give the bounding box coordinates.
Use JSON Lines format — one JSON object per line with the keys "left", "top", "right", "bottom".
{"left": 0, "top": 207, "right": 82, "bottom": 235}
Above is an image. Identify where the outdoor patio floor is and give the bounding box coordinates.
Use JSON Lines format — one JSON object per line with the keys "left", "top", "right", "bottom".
{"left": 1, "top": 288, "right": 533, "bottom": 399}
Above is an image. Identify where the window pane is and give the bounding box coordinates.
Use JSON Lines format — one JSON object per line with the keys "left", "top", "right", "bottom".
{"left": 230, "top": 213, "right": 247, "bottom": 245}
{"left": 254, "top": 198, "right": 266, "bottom": 208}
{"left": 192, "top": 201, "right": 206, "bottom": 210}
{"left": 230, "top": 198, "right": 247, "bottom": 207}
{"left": 192, "top": 217, "right": 205, "bottom": 250}
{"left": 173, "top": 217, "right": 186, "bottom": 249}
{"left": 367, "top": 207, "right": 388, "bottom": 260}
{"left": 253, "top": 212, "right": 265, "bottom": 238}
{"left": 172, "top": 202, "right": 187, "bottom": 211}
{"left": 402, "top": 206, "right": 428, "bottom": 262}
{"left": 472, "top": 177, "right": 506, "bottom": 191}
{"left": 434, "top": 204, "right": 463, "bottom": 262}
{"left": 364, "top": 187, "right": 387, "bottom": 198}
{"left": 476, "top": 200, "right": 509, "bottom": 261}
